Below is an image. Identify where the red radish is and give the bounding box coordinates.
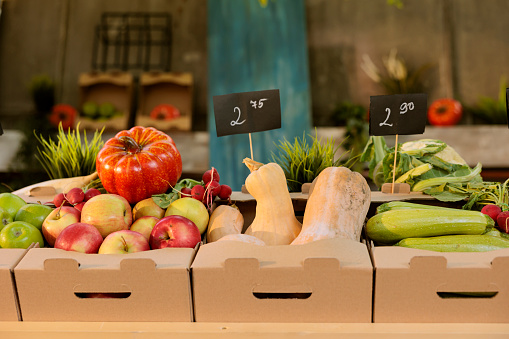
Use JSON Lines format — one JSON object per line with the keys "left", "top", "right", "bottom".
{"left": 180, "top": 187, "right": 192, "bottom": 198}
{"left": 74, "top": 201, "right": 86, "bottom": 212}
{"left": 218, "top": 184, "right": 232, "bottom": 200}
{"left": 84, "top": 188, "right": 102, "bottom": 201}
{"left": 496, "top": 211, "right": 509, "bottom": 233}
{"left": 202, "top": 167, "right": 220, "bottom": 185}
{"left": 191, "top": 185, "right": 205, "bottom": 201}
{"left": 206, "top": 180, "right": 221, "bottom": 196}
{"left": 481, "top": 204, "right": 502, "bottom": 223}
{"left": 65, "top": 187, "right": 85, "bottom": 205}
{"left": 53, "top": 193, "right": 66, "bottom": 207}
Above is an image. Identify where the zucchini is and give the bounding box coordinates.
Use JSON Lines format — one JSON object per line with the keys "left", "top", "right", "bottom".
{"left": 366, "top": 209, "right": 493, "bottom": 244}
{"left": 376, "top": 201, "right": 456, "bottom": 214}
{"left": 396, "top": 234, "right": 509, "bottom": 252}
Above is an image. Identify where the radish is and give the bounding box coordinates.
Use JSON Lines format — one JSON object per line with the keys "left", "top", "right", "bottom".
{"left": 179, "top": 187, "right": 192, "bottom": 198}
{"left": 481, "top": 204, "right": 502, "bottom": 223}
{"left": 191, "top": 185, "right": 205, "bottom": 201}
{"left": 496, "top": 211, "right": 509, "bottom": 233}
{"left": 218, "top": 184, "right": 232, "bottom": 200}
{"left": 84, "top": 188, "right": 102, "bottom": 201}
{"left": 203, "top": 167, "right": 220, "bottom": 185}
{"left": 206, "top": 180, "right": 221, "bottom": 196}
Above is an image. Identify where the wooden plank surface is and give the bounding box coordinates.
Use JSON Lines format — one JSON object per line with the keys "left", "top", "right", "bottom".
{"left": 0, "top": 322, "right": 508, "bottom": 339}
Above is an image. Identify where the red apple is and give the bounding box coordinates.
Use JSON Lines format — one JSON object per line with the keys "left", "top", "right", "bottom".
{"left": 98, "top": 230, "right": 150, "bottom": 254}
{"left": 481, "top": 204, "right": 502, "bottom": 223}
{"left": 130, "top": 215, "right": 159, "bottom": 242}
{"left": 81, "top": 194, "right": 132, "bottom": 238}
{"left": 54, "top": 222, "right": 103, "bottom": 254}
{"left": 149, "top": 215, "right": 201, "bottom": 249}
{"left": 42, "top": 206, "right": 81, "bottom": 247}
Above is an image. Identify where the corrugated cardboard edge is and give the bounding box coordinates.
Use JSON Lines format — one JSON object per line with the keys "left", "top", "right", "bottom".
{"left": 1, "top": 244, "right": 36, "bottom": 321}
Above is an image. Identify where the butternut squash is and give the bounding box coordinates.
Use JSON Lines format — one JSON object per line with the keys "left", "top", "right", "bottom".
{"left": 206, "top": 205, "right": 244, "bottom": 243}
{"left": 216, "top": 233, "right": 266, "bottom": 245}
{"left": 291, "top": 166, "right": 371, "bottom": 244}
{"left": 243, "top": 158, "right": 301, "bottom": 245}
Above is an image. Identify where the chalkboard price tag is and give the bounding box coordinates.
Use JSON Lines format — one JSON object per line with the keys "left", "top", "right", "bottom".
{"left": 0, "top": 122, "right": 3, "bottom": 136}
{"left": 369, "top": 93, "right": 428, "bottom": 136}
{"left": 213, "top": 89, "right": 281, "bottom": 137}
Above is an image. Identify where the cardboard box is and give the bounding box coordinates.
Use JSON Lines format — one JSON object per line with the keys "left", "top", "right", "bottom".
{"left": 14, "top": 247, "right": 196, "bottom": 322}
{"left": 0, "top": 249, "right": 27, "bottom": 321}
{"left": 135, "top": 72, "right": 193, "bottom": 131}
{"left": 192, "top": 238, "right": 373, "bottom": 323}
{"left": 371, "top": 246, "right": 509, "bottom": 323}
{"left": 77, "top": 72, "right": 134, "bottom": 131}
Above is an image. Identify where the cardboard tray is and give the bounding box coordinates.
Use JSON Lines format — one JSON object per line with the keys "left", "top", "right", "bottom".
{"left": 0, "top": 249, "right": 28, "bottom": 321}
{"left": 371, "top": 246, "right": 509, "bottom": 323}
{"left": 14, "top": 247, "right": 196, "bottom": 322}
{"left": 77, "top": 72, "right": 134, "bottom": 131}
{"left": 135, "top": 72, "right": 193, "bottom": 131}
{"left": 191, "top": 238, "right": 373, "bottom": 323}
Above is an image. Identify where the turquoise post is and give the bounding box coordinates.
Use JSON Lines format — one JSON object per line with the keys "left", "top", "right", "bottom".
{"left": 207, "top": 0, "right": 312, "bottom": 190}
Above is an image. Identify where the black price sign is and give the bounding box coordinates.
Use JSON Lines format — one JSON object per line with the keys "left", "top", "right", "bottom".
{"left": 0, "top": 122, "right": 3, "bottom": 136}
{"left": 213, "top": 89, "right": 281, "bottom": 137}
{"left": 369, "top": 93, "right": 428, "bottom": 136}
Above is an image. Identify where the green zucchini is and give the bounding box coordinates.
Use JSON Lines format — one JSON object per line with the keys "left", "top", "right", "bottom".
{"left": 366, "top": 209, "right": 493, "bottom": 244}
{"left": 396, "top": 234, "right": 509, "bottom": 252}
{"left": 376, "top": 201, "right": 456, "bottom": 214}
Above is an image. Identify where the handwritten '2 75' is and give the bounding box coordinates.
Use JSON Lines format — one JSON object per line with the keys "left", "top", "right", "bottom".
{"left": 230, "top": 98, "right": 268, "bottom": 126}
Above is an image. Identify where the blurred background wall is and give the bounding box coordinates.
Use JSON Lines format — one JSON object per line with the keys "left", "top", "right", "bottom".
{"left": 1, "top": 0, "right": 509, "bottom": 190}
{"left": 1, "top": 0, "right": 509, "bottom": 129}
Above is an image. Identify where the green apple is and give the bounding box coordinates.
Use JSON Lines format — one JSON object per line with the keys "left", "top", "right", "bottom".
{"left": 98, "top": 102, "right": 116, "bottom": 118}
{"left": 82, "top": 101, "right": 99, "bottom": 119}
{"left": 0, "top": 206, "right": 13, "bottom": 231}
{"left": 14, "top": 203, "right": 54, "bottom": 231}
{"left": 0, "top": 193, "right": 26, "bottom": 219}
{"left": 165, "top": 197, "right": 209, "bottom": 234}
{"left": 0, "top": 221, "right": 44, "bottom": 249}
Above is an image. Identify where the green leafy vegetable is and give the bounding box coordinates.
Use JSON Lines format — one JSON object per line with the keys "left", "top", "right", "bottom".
{"left": 360, "top": 136, "right": 483, "bottom": 202}
{"left": 152, "top": 178, "right": 202, "bottom": 209}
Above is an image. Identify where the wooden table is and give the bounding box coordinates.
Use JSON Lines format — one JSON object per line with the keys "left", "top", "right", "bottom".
{"left": 1, "top": 322, "right": 508, "bottom": 338}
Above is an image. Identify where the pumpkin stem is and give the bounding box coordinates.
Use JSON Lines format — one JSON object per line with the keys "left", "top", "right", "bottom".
{"left": 119, "top": 136, "right": 141, "bottom": 154}
{"left": 243, "top": 158, "right": 264, "bottom": 173}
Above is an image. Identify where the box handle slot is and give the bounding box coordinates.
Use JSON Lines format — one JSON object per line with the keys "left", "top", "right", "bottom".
{"left": 74, "top": 292, "right": 131, "bottom": 299}
{"left": 436, "top": 291, "right": 498, "bottom": 299}
{"left": 253, "top": 292, "right": 312, "bottom": 300}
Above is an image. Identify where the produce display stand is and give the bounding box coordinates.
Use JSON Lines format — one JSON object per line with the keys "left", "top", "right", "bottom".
{"left": 3, "top": 187, "right": 508, "bottom": 337}
{"left": 1, "top": 321, "right": 508, "bottom": 338}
